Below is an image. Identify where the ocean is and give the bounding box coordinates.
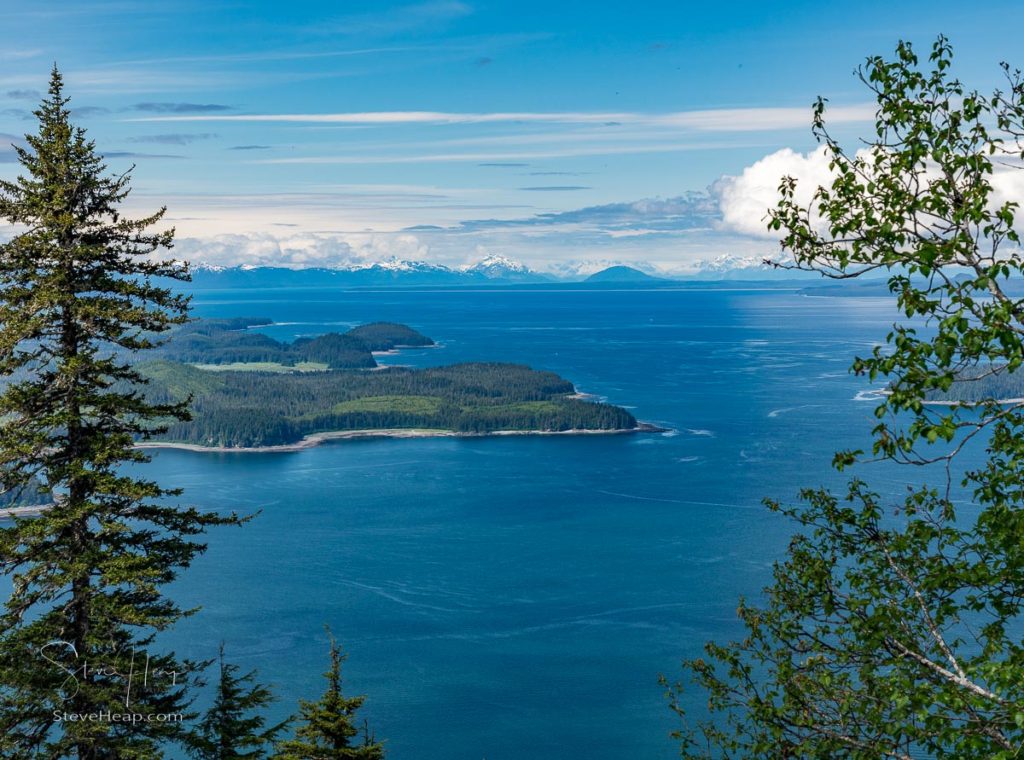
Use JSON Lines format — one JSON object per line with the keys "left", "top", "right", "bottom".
{"left": 32, "top": 286, "right": 927, "bottom": 758}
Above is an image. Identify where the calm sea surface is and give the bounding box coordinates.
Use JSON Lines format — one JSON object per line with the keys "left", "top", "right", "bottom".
{"left": 23, "top": 287, "right": 936, "bottom": 758}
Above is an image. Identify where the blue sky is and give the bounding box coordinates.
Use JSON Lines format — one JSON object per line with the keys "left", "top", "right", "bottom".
{"left": 1, "top": 0, "right": 1022, "bottom": 272}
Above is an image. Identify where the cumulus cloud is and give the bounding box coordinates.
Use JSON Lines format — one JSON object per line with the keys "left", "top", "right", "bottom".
{"left": 718, "top": 146, "right": 1024, "bottom": 240}
{"left": 989, "top": 162, "right": 1024, "bottom": 217}
{"left": 171, "top": 232, "right": 430, "bottom": 269}
{"left": 173, "top": 233, "right": 351, "bottom": 268}
{"left": 716, "top": 147, "right": 833, "bottom": 238}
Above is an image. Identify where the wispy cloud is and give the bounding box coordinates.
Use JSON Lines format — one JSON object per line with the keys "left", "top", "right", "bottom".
{"left": 251, "top": 140, "right": 757, "bottom": 165}
{"left": 5, "top": 89, "right": 39, "bottom": 100}
{"left": 310, "top": 1, "right": 473, "bottom": 37}
{"left": 0, "top": 49, "right": 42, "bottom": 61}
{"left": 479, "top": 162, "right": 529, "bottom": 167}
{"left": 6, "top": 2, "right": 205, "bottom": 19}
{"left": 71, "top": 106, "right": 110, "bottom": 118}
{"left": 519, "top": 185, "right": 590, "bottom": 191}
{"left": 0, "top": 133, "right": 23, "bottom": 163}
{"left": 228, "top": 144, "right": 271, "bottom": 151}
{"left": 128, "top": 104, "right": 874, "bottom": 131}
{"left": 131, "top": 102, "right": 233, "bottom": 114}
{"left": 128, "top": 132, "right": 218, "bottom": 145}
{"left": 105, "top": 150, "right": 185, "bottom": 160}
{"left": 107, "top": 44, "right": 449, "bottom": 67}
{"left": 66, "top": 70, "right": 235, "bottom": 94}
{"left": 445, "top": 193, "right": 720, "bottom": 233}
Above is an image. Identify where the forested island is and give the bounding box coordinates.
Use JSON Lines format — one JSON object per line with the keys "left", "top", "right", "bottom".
{"left": 923, "top": 364, "right": 1024, "bottom": 404}
{"left": 155, "top": 318, "right": 433, "bottom": 369}
{"left": 134, "top": 319, "right": 644, "bottom": 448}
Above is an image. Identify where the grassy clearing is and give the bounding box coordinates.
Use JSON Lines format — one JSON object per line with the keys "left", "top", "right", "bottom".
{"left": 191, "top": 361, "right": 329, "bottom": 373}
{"left": 331, "top": 395, "right": 443, "bottom": 415}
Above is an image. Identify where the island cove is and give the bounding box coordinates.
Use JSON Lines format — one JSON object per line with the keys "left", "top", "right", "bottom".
{"left": 131, "top": 318, "right": 660, "bottom": 452}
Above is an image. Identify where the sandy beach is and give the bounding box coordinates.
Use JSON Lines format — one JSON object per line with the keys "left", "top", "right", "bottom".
{"left": 3, "top": 424, "right": 666, "bottom": 516}
{"left": 0, "top": 503, "right": 53, "bottom": 518}
{"left": 135, "top": 422, "right": 665, "bottom": 454}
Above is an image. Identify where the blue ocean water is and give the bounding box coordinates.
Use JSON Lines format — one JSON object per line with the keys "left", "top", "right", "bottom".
{"left": 137, "top": 286, "right": 920, "bottom": 759}
{"left": 21, "top": 286, "right": 930, "bottom": 758}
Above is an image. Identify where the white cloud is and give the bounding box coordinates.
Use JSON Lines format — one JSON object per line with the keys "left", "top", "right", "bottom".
{"left": 990, "top": 161, "right": 1024, "bottom": 216}
{"left": 0, "top": 49, "right": 42, "bottom": 61}
{"left": 254, "top": 141, "right": 751, "bottom": 165}
{"left": 716, "top": 146, "right": 833, "bottom": 238}
{"left": 172, "top": 231, "right": 430, "bottom": 269}
{"left": 127, "top": 104, "right": 874, "bottom": 132}
{"left": 310, "top": 1, "right": 472, "bottom": 37}
{"left": 718, "top": 146, "right": 1024, "bottom": 241}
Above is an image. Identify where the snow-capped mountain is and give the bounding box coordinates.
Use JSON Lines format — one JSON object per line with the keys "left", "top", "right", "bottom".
{"left": 350, "top": 258, "right": 454, "bottom": 274}
{"left": 462, "top": 254, "right": 532, "bottom": 279}
{"left": 186, "top": 256, "right": 545, "bottom": 289}
{"left": 681, "top": 253, "right": 808, "bottom": 280}
{"left": 690, "top": 254, "right": 775, "bottom": 274}
{"left": 187, "top": 253, "right": 823, "bottom": 287}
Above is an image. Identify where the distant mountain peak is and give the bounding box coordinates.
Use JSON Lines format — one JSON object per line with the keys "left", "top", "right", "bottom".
{"left": 463, "top": 254, "right": 531, "bottom": 278}
{"left": 352, "top": 258, "right": 453, "bottom": 273}
{"left": 585, "top": 265, "right": 663, "bottom": 283}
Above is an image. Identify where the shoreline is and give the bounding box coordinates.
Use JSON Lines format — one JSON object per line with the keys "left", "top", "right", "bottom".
{"left": 371, "top": 343, "right": 438, "bottom": 356}
{"left": 0, "top": 503, "right": 54, "bottom": 519}
{"left": 136, "top": 422, "right": 667, "bottom": 454}
{"left": 856, "top": 388, "right": 1024, "bottom": 407}
{"left": 2, "top": 422, "right": 667, "bottom": 516}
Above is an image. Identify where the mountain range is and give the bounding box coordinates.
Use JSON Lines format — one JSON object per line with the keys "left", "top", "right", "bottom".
{"left": 187, "top": 254, "right": 821, "bottom": 289}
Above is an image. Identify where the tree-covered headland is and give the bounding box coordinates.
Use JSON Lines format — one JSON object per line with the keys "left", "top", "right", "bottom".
{"left": 137, "top": 319, "right": 638, "bottom": 448}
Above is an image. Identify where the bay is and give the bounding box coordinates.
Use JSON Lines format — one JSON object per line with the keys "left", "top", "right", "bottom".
{"left": 36, "top": 286, "right": 917, "bottom": 758}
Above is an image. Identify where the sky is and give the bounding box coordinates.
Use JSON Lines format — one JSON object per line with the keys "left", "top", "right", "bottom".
{"left": 1, "top": 0, "right": 1023, "bottom": 273}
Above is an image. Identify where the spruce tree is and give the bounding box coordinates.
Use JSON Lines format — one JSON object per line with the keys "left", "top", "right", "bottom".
{"left": 189, "top": 645, "right": 287, "bottom": 760}
{"left": 272, "top": 634, "right": 384, "bottom": 760}
{"left": 0, "top": 67, "right": 238, "bottom": 758}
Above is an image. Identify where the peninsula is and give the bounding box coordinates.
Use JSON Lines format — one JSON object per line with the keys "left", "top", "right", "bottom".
{"left": 135, "top": 319, "right": 649, "bottom": 450}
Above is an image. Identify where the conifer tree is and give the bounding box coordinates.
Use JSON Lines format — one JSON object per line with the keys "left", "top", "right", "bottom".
{"left": 189, "top": 645, "right": 287, "bottom": 760}
{"left": 272, "top": 634, "right": 384, "bottom": 760}
{"left": 0, "top": 67, "right": 238, "bottom": 758}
